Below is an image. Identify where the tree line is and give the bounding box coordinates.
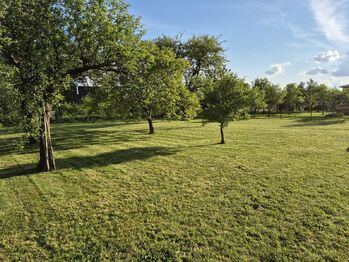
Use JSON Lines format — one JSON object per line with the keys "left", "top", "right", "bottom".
{"left": 0, "top": 0, "right": 348, "bottom": 171}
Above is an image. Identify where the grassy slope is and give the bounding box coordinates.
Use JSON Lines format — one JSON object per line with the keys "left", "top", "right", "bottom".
{"left": 0, "top": 116, "right": 348, "bottom": 261}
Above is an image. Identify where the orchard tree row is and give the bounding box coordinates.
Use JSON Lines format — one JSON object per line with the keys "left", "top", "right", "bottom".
{"left": 0, "top": 0, "right": 348, "bottom": 171}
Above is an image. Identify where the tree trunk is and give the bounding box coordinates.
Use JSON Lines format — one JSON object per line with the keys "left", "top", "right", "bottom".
{"left": 147, "top": 116, "right": 155, "bottom": 134}
{"left": 310, "top": 108, "right": 313, "bottom": 119}
{"left": 38, "top": 103, "right": 56, "bottom": 172}
{"left": 220, "top": 123, "right": 225, "bottom": 144}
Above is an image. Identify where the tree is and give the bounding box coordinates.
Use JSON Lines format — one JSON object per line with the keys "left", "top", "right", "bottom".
{"left": 296, "top": 82, "right": 306, "bottom": 112}
{"left": 202, "top": 72, "right": 250, "bottom": 144}
{"left": 328, "top": 88, "right": 344, "bottom": 112}
{"left": 249, "top": 79, "right": 267, "bottom": 117}
{"left": 305, "top": 79, "right": 319, "bottom": 118}
{"left": 284, "top": 83, "right": 301, "bottom": 114}
{"left": 110, "top": 41, "right": 200, "bottom": 134}
{"left": 0, "top": 0, "right": 143, "bottom": 171}
{"left": 265, "top": 84, "right": 285, "bottom": 117}
{"left": 316, "top": 84, "right": 329, "bottom": 115}
{"left": 155, "top": 35, "right": 226, "bottom": 92}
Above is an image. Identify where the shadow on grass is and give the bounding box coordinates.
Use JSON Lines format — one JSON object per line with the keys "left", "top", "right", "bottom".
{"left": 285, "top": 117, "right": 346, "bottom": 127}
{"left": 0, "top": 147, "right": 178, "bottom": 179}
{"left": 0, "top": 122, "right": 151, "bottom": 157}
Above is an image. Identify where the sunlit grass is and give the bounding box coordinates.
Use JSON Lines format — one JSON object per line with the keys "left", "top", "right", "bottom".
{"left": 0, "top": 116, "right": 348, "bottom": 260}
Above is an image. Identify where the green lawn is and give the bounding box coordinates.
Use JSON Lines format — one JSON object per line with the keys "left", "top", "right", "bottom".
{"left": 0, "top": 116, "right": 348, "bottom": 261}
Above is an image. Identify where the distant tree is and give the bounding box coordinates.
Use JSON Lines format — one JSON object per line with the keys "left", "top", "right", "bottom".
{"left": 0, "top": 0, "right": 143, "bottom": 171}
{"left": 155, "top": 35, "right": 226, "bottom": 92}
{"left": 202, "top": 72, "right": 250, "bottom": 144}
{"left": 249, "top": 85, "right": 266, "bottom": 118}
{"left": 316, "top": 84, "right": 329, "bottom": 115}
{"left": 284, "top": 83, "right": 301, "bottom": 114}
{"left": 328, "top": 88, "right": 344, "bottom": 112}
{"left": 296, "top": 82, "right": 306, "bottom": 112}
{"left": 111, "top": 41, "right": 200, "bottom": 134}
{"left": 265, "top": 84, "right": 285, "bottom": 117}
{"left": 305, "top": 79, "right": 319, "bottom": 118}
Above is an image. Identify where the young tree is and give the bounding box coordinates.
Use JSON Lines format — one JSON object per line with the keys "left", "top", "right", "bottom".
{"left": 110, "top": 41, "right": 200, "bottom": 134}
{"left": 0, "top": 0, "right": 143, "bottom": 171}
{"left": 202, "top": 72, "right": 250, "bottom": 144}
{"left": 284, "top": 83, "right": 301, "bottom": 114}
{"left": 316, "top": 84, "right": 329, "bottom": 115}
{"left": 305, "top": 79, "right": 319, "bottom": 118}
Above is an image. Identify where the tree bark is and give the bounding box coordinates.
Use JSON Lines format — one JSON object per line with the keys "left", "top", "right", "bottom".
{"left": 220, "top": 123, "right": 225, "bottom": 144}
{"left": 147, "top": 116, "right": 155, "bottom": 134}
{"left": 38, "top": 103, "right": 56, "bottom": 172}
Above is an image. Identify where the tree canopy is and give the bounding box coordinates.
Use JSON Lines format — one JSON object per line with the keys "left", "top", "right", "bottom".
{"left": 0, "top": 0, "right": 143, "bottom": 171}
{"left": 202, "top": 72, "right": 250, "bottom": 144}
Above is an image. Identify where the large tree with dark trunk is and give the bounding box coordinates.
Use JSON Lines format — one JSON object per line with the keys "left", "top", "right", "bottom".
{"left": 0, "top": 0, "right": 143, "bottom": 171}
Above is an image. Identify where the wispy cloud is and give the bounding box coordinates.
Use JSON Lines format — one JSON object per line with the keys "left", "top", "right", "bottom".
{"left": 287, "top": 24, "right": 330, "bottom": 49}
{"left": 306, "top": 67, "right": 329, "bottom": 75}
{"left": 309, "top": 0, "right": 349, "bottom": 43}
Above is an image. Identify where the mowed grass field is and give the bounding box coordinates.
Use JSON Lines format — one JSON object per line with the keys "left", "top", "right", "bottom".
{"left": 0, "top": 116, "right": 348, "bottom": 261}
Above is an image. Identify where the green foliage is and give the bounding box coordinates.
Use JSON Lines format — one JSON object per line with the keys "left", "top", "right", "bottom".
{"left": 284, "top": 83, "right": 301, "bottom": 114}
{"left": 250, "top": 79, "right": 267, "bottom": 115}
{"left": 0, "top": 63, "right": 20, "bottom": 125}
{"left": 305, "top": 79, "right": 319, "bottom": 117}
{"left": 264, "top": 83, "right": 285, "bottom": 115}
{"left": 0, "top": 0, "right": 143, "bottom": 136}
{"left": 155, "top": 34, "right": 226, "bottom": 92}
{"left": 111, "top": 41, "right": 200, "bottom": 121}
{"left": 328, "top": 88, "right": 344, "bottom": 112}
{"left": 316, "top": 84, "right": 329, "bottom": 114}
{"left": 202, "top": 72, "right": 250, "bottom": 125}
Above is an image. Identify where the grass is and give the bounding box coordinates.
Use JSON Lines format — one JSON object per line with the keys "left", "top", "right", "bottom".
{"left": 0, "top": 115, "right": 348, "bottom": 261}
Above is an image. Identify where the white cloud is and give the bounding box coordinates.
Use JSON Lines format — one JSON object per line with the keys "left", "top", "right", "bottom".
{"left": 315, "top": 50, "right": 341, "bottom": 62}
{"left": 309, "top": 0, "right": 349, "bottom": 43}
{"left": 332, "top": 56, "right": 349, "bottom": 76}
{"left": 306, "top": 67, "right": 329, "bottom": 75}
{"left": 266, "top": 62, "right": 291, "bottom": 76}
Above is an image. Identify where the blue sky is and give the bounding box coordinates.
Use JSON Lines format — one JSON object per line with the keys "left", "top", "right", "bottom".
{"left": 126, "top": 0, "right": 349, "bottom": 88}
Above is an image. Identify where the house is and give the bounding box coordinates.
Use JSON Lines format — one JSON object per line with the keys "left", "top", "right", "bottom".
{"left": 336, "top": 84, "right": 349, "bottom": 115}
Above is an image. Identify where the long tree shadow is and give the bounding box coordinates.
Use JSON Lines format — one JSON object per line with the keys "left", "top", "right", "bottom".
{"left": 285, "top": 117, "right": 346, "bottom": 127}
{"left": 0, "top": 147, "right": 178, "bottom": 179}
{"left": 0, "top": 122, "right": 151, "bottom": 157}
